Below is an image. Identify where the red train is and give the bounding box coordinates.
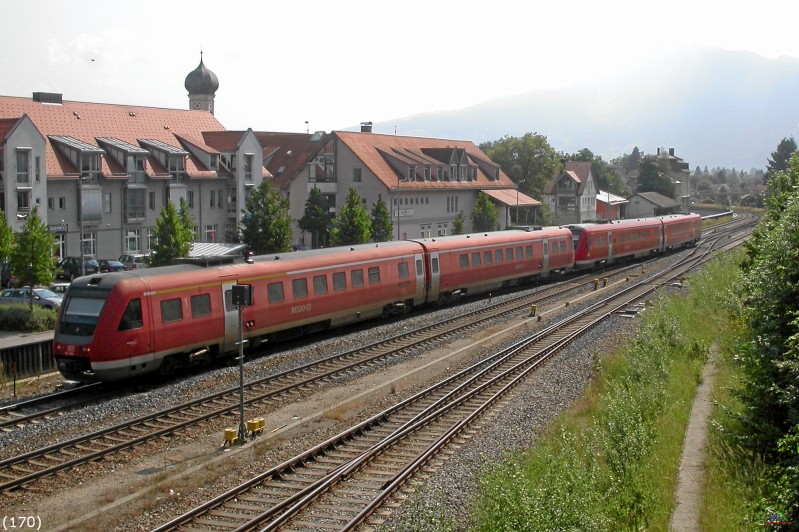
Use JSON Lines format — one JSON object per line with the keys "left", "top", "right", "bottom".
{"left": 52, "top": 214, "right": 699, "bottom": 383}
{"left": 570, "top": 214, "right": 701, "bottom": 269}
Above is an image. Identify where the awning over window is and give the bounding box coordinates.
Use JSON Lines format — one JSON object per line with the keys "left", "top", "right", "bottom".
{"left": 481, "top": 188, "right": 541, "bottom": 207}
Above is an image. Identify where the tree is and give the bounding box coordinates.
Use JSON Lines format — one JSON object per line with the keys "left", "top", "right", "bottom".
{"left": 241, "top": 180, "right": 293, "bottom": 255}
{"left": 178, "top": 198, "right": 195, "bottom": 245}
{"left": 149, "top": 200, "right": 193, "bottom": 267}
{"left": 330, "top": 187, "right": 371, "bottom": 246}
{"left": 471, "top": 193, "right": 498, "bottom": 232}
{"left": 637, "top": 155, "right": 675, "bottom": 196}
{"left": 764, "top": 136, "right": 798, "bottom": 185}
{"left": 0, "top": 212, "right": 15, "bottom": 266}
{"left": 298, "top": 186, "right": 331, "bottom": 249}
{"left": 452, "top": 211, "right": 465, "bottom": 235}
{"left": 737, "top": 152, "right": 799, "bottom": 520}
{"left": 481, "top": 133, "right": 560, "bottom": 200}
{"left": 10, "top": 208, "right": 54, "bottom": 289}
{"left": 370, "top": 195, "right": 393, "bottom": 243}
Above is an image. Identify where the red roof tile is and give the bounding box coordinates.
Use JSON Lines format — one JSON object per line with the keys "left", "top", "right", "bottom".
{"left": 0, "top": 95, "right": 225, "bottom": 179}
{"left": 335, "top": 131, "right": 515, "bottom": 191}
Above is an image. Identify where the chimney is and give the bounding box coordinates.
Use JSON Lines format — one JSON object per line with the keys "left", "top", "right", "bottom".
{"left": 669, "top": 147, "right": 675, "bottom": 156}
{"left": 360, "top": 121, "right": 373, "bottom": 133}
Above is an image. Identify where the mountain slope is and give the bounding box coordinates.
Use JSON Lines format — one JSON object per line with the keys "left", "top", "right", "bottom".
{"left": 368, "top": 46, "right": 799, "bottom": 170}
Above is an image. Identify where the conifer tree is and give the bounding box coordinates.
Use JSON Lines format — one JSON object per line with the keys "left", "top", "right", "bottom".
{"left": 370, "top": 195, "right": 393, "bottom": 242}
{"left": 330, "top": 187, "right": 371, "bottom": 246}
{"left": 241, "top": 180, "right": 293, "bottom": 254}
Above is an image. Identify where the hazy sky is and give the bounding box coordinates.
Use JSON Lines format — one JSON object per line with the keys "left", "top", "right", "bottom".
{"left": 2, "top": 0, "right": 798, "bottom": 135}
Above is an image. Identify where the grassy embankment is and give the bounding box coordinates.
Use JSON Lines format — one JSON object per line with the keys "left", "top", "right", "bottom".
{"left": 445, "top": 249, "right": 750, "bottom": 530}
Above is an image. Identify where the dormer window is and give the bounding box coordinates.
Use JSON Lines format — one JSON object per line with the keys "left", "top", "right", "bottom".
{"left": 244, "top": 154, "right": 253, "bottom": 181}
{"left": 81, "top": 153, "right": 100, "bottom": 181}
{"left": 168, "top": 155, "right": 186, "bottom": 181}
{"left": 407, "top": 166, "right": 416, "bottom": 181}
{"left": 210, "top": 154, "right": 219, "bottom": 170}
{"left": 424, "top": 166, "right": 431, "bottom": 181}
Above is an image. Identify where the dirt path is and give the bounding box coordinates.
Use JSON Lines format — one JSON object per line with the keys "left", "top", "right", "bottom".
{"left": 670, "top": 347, "right": 719, "bottom": 531}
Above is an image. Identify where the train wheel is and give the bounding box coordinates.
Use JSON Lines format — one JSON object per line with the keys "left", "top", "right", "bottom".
{"left": 159, "top": 357, "right": 177, "bottom": 377}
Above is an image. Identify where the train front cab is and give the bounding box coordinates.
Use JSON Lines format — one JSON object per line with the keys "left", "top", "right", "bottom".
{"left": 53, "top": 277, "right": 154, "bottom": 382}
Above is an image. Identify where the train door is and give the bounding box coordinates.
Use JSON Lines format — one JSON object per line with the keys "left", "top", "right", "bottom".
{"left": 426, "top": 251, "right": 440, "bottom": 303}
{"left": 542, "top": 240, "right": 550, "bottom": 276}
{"left": 222, "top": 281, "right": 241, "bottom": 353}
{"left": 414, "top": 253, "right": 426, "bottom": 305}
{"left": 607, "top": 231, "right": 614, "bottom": 265}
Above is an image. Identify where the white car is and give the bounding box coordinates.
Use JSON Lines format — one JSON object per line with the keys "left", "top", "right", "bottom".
{"left": 119, "top": 254, "right": 149, "bottom": 270}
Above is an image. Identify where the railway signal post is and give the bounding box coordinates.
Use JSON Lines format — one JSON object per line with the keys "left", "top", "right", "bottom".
{"left": 232, "top": 283, "right": 253, "bottom": 445}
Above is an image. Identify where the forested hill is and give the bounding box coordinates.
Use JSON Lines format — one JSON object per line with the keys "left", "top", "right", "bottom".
{"left": 358, "top": 45, "right": 799, "bottom": 171}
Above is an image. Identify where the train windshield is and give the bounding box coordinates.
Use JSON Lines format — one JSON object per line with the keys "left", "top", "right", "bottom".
{"left": 58, "top": 288, "right": 108, "bottom": 337}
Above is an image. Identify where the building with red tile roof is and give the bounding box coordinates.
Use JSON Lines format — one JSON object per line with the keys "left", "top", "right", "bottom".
{"left": 275, "top": 125, "right": 533, "bottom": 245}
{"left": 0, "top": 91, "right": 265, "bottom": 262}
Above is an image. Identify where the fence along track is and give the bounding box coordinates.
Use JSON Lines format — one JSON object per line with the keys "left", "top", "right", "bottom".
{"left": 154, "top": 225, "right": 745, "bottom": 531}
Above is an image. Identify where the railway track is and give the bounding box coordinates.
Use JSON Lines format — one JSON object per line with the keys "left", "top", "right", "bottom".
{"left": 0, "top": 213, "right": 755, "bottom": 495}
{"left": 0, "top": 383, "right": 102, "bottom": 432}
{"left": 0, "top": 263, "right": 650, "bottom": 492}
{"left": 152, "top": 217, "right": 746, "bottom": 531}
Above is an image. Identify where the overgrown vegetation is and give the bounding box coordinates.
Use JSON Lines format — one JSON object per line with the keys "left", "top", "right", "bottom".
{"left": 467, "top": 254, "right": 740, "bottom": 530}
{"left": 0, "top": 304, "right": 58, "bottom": 332}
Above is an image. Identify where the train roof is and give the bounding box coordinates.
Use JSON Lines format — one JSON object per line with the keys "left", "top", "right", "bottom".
{"left": 410, "top": 227, "right": 572, "bottom": 251}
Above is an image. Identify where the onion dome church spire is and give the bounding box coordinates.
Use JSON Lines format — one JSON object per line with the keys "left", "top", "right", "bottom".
{"left": 185, "top": 52, "right": 219, "bottom": 114}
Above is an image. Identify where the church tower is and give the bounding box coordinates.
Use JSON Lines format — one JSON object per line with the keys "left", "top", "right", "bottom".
{"left": 185, "top": 52, "right": 219, "bottom": 114}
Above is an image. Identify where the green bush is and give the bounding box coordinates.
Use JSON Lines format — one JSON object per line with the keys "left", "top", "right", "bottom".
{"left": 0, "top": 304, "right": 57, "bottom": 332}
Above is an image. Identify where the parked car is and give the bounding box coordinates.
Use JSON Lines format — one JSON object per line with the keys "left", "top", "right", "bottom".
{"left": 56, "top": 257, "right": 100, "bottom": 280}
{"left": 49, "top": 283, "right": 70, "bottom": 295}
{"left": 98, "top": 259, "right": 127, "bottom": 272}
{"left": 119, "top": 254, "right": 149, "bottom": 270}
{"left": 0, "top": 287, "right": 62, "bottom": 309}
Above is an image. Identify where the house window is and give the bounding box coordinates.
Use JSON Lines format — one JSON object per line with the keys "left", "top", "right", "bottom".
{"left": 17, "top": 190, "right": 30, "bottom": 213}
{"left": 80, "top": 154, "right": 100, "bottom": 180}
{"left": 149, "top": 191, "right": 156, "bottom": 210}
{"left": 407, "top": 166, "right": 415, "bottom": 181}
{"left": 424, "top": 166, "right": 431, "bottom": 180}
{"left": 104, "top": 192, "right": 112, "bottom": 213}
{"left": 187, "top": 190, "right": 194, "bottom": 209}
{"left": 16, "top": 150, "right": 30, "bottom": 183}
{"left": 59, "top": 196, "right": 66, "bottom": 209}
{"left": 125, "top": 229, "right": 141, "bottom": 252}
{"left": 353, "top": 167, "right": 362, "bottom": 183}
{"left": 244, "top": 154, "right": 253, "bottom": 181}
{"left": 35, "top": 156, "right": 41, "bottom": 183}
{"left": 48, "top": 197, "right": 55, "bottom": 211}
{"left": 204, "top": 224, "right": 218, "bottom": 242}
{"left": 126, "top": 188, "right": 145, "bottom": 221}
{"left": 209, "top": 154, "right": 219, "bottom": 170}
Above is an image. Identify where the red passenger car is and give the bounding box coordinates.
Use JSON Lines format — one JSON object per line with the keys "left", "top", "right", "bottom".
{"left": 660, "top": 213, "right": 702, "bottom": 249}
{"left": 413, "top": 227, "right": 573, "bottom": 303}
{"left": 571, "top": 218, "right": 664, "bottom": 269}
{"left": 54, "top": 241, "right": 426, "bottom": 382}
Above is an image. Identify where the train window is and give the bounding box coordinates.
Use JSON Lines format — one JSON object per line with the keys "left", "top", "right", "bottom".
{"left": 398, "top": 262, "right": 409, "bottom": 279}
{"left": 516, "top": 247, "right": 523, "bottom": 260}
{"left": 351, "top": 269, "right": 364, "bottom": 287}
{"left": 313, "top": 275, "right": 328, "bottom": 295}
{"left": 506, "top": 248, "right": 513, "bottom": 261}
{"left": 431, "top": 257, "right": 439, "bottom": 273}
{"left": 333, "top": 272, "right": 346, "bottom": 291}
{"left": 161, "top": 298, "right": 183, "bottom": 323}
{"left": 292, "top": 278, "right": 308, "bottom": 298}
{"left": 471, "top": 252, "right": 481, "bottom": 267}
{"left": 484, "top": 251, "right": 492, "bottom": 265}
{"left": 118, "top": 298, "right": 143, "bottom": 331}
{"left": 561, "top": 241, "right": 567, "bottom": 252}
{"left": 459, "top": 254, "right": 469, "bottom": 269}
{"left": 526, "top": 246, "right": 533, "bottom": 258}
{"left": 495, "top": 250, "right": 503, "bottom": 263}
{"left": 191, "top": 294, "right": 211, "bottom": 318}
{"left": 368, "top": 267, "right": 380, "bottom": 284}
{"left": 268, "top": 282, "right": 284, "bottom": 303}
{"left": 416, "top": 259, "right": 423, "bottom": 275}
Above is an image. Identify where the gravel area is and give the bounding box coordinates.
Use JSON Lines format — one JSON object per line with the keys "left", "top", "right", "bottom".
{"left": 0, "top": 266, "right": 683, "bottom": 531}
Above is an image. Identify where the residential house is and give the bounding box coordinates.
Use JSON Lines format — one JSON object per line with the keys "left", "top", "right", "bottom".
{"left": 626, "top": 191, "right": 681, "bottom": 218}
{"left": 545, "top": 161, "right": 598, "bottom": 225}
